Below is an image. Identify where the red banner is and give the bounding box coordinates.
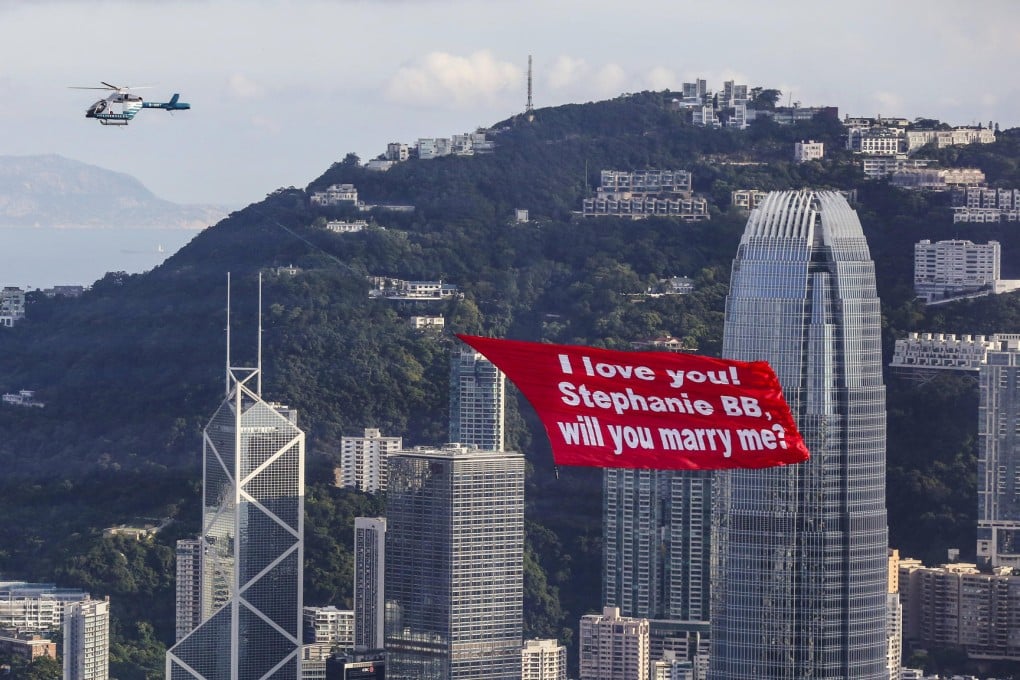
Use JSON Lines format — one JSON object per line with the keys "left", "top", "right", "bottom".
{"left": 457, "top": 335, "right": 809, "bottom": 470}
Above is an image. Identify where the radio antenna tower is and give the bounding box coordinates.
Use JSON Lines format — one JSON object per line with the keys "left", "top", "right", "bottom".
{"left": 526, "top": 54, "right": 535, "bottom": 122}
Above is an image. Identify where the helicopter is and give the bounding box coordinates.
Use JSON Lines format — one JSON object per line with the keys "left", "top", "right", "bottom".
{"left": 71, "top": 82, "right": 190, "bottom": 126}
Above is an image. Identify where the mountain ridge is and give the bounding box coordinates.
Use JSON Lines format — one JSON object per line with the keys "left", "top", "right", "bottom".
{"left": 0, "top": 154, "right": 229, "bottom": 228}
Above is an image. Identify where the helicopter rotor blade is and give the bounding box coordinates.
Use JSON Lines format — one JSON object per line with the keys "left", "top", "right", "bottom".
{"left": 100, "top": 81, "right": 120, "bottom": 90}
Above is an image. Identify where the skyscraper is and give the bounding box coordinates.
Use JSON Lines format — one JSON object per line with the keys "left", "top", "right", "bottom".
{"left": 384, "top": 444, "right": 524, "bottom": 680}
{"left": 603, "top": 470, "right": 711, "bottom": 622}
{"left": 449, "top": 348, "right": 505, "bottom": 451}
{"left": 354, "top": 516, "right": 386, "bottom": 651}
{"left": 977, "top": 337, "right": 1020, "bottom": 567}
{"left": 64, "top": 598, "right": 110, "bottom": 680}
{"left": 709, "top": 191, "right": 889, "bottom": 679}
{"left": 167, "top": 280, "right": 305, "bottom": 680}
{"left": 603, "top": 469, "right": 711, "bottom": 666}
{"left": 175, "top": 539, "right": 202, "bottom": 642}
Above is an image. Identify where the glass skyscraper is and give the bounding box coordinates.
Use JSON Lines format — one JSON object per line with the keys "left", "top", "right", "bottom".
{"left": 449, "top": 348, "right": 505, "bottom": 451}
{"left": 709, "top": 191, "right": 889, "bottom": 679}
{"left": 167, "top": 365, "right": 305, "bottom": 680}
{"left": 384, "top": 444, "right": 524, "bottom": 680}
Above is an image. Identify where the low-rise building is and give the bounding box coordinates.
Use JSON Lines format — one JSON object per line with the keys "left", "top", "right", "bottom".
{"left": 861, "top": 155, "right": 932, "bottom": 179}
{"left": 847, "top": 127, "right": 903, "bottom": 154}
{"left": 794, "top": 140, "right": 824, "bottom": 162}
{"left": 0, "top": 634, "right": 56, "bottom": 661}
{"left": 409, "top": 315, "right": 445, "bottom": 330}
{"left": 302, "top": 606, "right": 354, "bottom": 649}
{"left": 521, "top": 638, "right": 567, "bottom": 680}
{"left": 310, "top": 184, "right": 359, "bottom": 207}
{"left": 731, "top": 189, "right": 768, "bottom": 210}
{"left": 1, "top": 390, "right": 43, "bottom": 408}
{"left": 905, "top": 126, "right": 996, "bottom": 153}
{"left": 890, "top": 168, "right": 985, "bottom": 190}
{"left": 324, "top": 220, "right": 369, "bottom": 233}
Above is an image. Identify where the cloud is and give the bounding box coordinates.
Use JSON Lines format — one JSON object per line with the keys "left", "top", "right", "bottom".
{"left": 594, "top": 63, "right": 627, "bottom": 96}
{"left": 644, "top": 66, "right": 678, "bottom": 92}
{"left": 547, "top": 56, "right": 588, "bottom": 90}
{"left": 872, "top": 90, "right": 905, "bottom": 116}
{"left": 227, "top": 74, "right": 264, "bottom": 99}
{"left": 385, "top": 50, "right": 521, "bottom": 108}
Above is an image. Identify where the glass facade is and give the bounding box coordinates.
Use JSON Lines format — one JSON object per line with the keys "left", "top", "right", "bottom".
{"left": 167, "top": 372, "right": 305, "bottom": 680}
{"left": 709, "top": 191, "right": 889, "bottom": 679}
{"left": 384, "top": 446, "right": 524, "bottom": 680}
{"left": 449, "top": 349, "right": 506, "bottom": 451}
{"left": 603, "top": 469, "right": 711, "bottom": 623}
{"left": 977, "top": 348, "right": 1020, "bottom": 566}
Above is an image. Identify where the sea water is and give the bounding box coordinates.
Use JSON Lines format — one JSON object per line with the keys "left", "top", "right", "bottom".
{"left": 0, "top": 226, "right": 201, "bottom": 289}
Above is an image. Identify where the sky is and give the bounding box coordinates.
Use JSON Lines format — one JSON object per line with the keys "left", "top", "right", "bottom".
{"left": 2, "top": 0, "right": 1019, "bottom": 207}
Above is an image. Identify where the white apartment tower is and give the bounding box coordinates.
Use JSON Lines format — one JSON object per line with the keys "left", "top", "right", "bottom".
{"left": 175, "top": 539, "right": 203, "bottom": 641}
{"left": 914, "top": 239, "right": 1000, "bottom": 303}
{"left": 64, "top": 598, "right": 110, "bottom": 680}
{"left": 449, "top": 347, "right": 505, "bottom": 451}
{"left": 579, "top": 607, "right": 650, "bottom": 680}
{"left": 337, "top": 428, "right": 403, "bottom": 493}
{"left": 353, "top": 516, "right": 386, "bottom": 650}
{"left": 521, "top": 638, "right": 567, "bottom": 680}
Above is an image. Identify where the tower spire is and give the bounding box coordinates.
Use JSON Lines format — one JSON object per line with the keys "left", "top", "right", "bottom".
{"left": 225, "top": 272, "right": 231, "bottom": 396}
{"left": 526, "top": 55, "right": 535, "bottom": 122}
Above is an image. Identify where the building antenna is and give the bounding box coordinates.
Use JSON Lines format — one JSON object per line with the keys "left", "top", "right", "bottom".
{"left": 526, "top": 55, "right": 535, "bottom": 122}
{"left": 257, "top": 272, "right": 263, "bottom": 397}
{"left": 225, "top": 272, "right": 231, "bottom": 397}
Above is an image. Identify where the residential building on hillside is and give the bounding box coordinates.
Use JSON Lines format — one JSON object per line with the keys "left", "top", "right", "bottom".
{"left": 384, "top": 444, "right": 525, "bottom": 680}
{"left": 0, "top": 635, "right": 56, "bottom": 662}
{"left": 890, "top": 332, "right": 1008, "bottom": 372}
{"left": 579, "top": 607, "right": 650, "bottom": 680}
{"left": 890, "top": 167, "right": 985, "bottom": 190}
{"left": 302, "top": 607, "right": 354, "bottom": 648}
{"left": 409, "top": 314, "right": 445, "bottom": 330}
{"left": 730, "top": 189, "right": 768, "bottom": 210}
{"left": 324, "top": 219, "right": 369, "bottom": 233}
{"left": 583, "top": 169, "right": 708, "bottom": 221}
{"left": 914, "top": 239, "right": 1001, "bottom": 303}
{"left": 310, "top": 183, "right": 359, "bottom": 207}
{"left": 0, "top": 286, "right": 25, "bottom": 327}
{"left": 847, "top": 127, "right": 903, "bottom": 154}
{"left": 175, "top": 539, "right": 202, "bottom": 642}
{"left": 521, "top": 639, "right": 567, "bottom": 680}
{"left": 366, "top": 276, "right": 460, "bottom": 300}
{"left": 710, "top": 191, "right": 889, "bottom": 679}
{"left": 64, "top": 598, "right": 110, "bottom": 680}
{"left": 952, "top": 187, "right": 1020, "bottom": 223}
{"left": 1, "top": 389, "right": 43, "bottom": 407}
{"left": 386, "top": 143, "right": 410, "bottom": 162}
{"left": 166, "top": 334, "right": 305, "bottom": 679}
{"left": 336, "top": 428, "right": 403, "bottom": 493}
{"left": 794, "top": 140, "right": 824, "bottom": 162}
{"left": 861, "top": 155, "right": 932, "bottom": 179}
{"left": 0, "top": 582, "right": 90, "bottom": 633}
{"left": 449, "top": 347, "right": 505, "bottom": 451}
{"left": 905, "top": 126, "right": 996, "bottom": 152}
{"left": 353, "top": 517, "right": 386, "bottom": 651}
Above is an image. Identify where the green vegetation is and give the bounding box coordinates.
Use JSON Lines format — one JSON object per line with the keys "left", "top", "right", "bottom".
{"left": 0, "top": 92, "right": 1019, "bottom": 676}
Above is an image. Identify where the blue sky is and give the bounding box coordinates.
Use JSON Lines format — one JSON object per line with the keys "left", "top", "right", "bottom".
{"left": 2, "top": 0, "right": 1018, "bottom": 206}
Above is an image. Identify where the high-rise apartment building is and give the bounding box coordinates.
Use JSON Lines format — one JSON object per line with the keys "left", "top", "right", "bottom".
{"left": 710, "top": 190, "right": 889, "bottom": 679}
{"left": 353, "top": 517, "right": 386, "bottom": 651}
{"left": 449, "top": 348, "right": 505, "bottom": 451}
{"left": 977, "top": 338, "right": 1020, "bottom": 567}
{"left": 336, "top": 428, "right": 403, "bottom": 493}
{"left": 175, "top": 539, "right": 202, "bottom": 642}
{"left": 166, "top": 306, "right": 306, "bottom": 680}
{"left": 64, "top": 597, "right": 110, "bottom": 680}
{"left": 384, "top": 444, "right": 524, "bottom": 679}
{"left": 521, "top": 638, "right": 567, "bottom": 680}
{"left": 579, "top": 606, "right": 650, "bottom": 680}
{"left": 604, "top": 470, "right": 711, "bottom": 622}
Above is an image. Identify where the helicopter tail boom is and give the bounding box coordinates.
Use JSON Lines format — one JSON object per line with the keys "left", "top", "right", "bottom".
{"left": 142, "top": 94, "right": 191, "bottom": 111}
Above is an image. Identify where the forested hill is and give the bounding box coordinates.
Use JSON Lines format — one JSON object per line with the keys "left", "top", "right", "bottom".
{"left": 2, "top": 90, "right": 1020, "bottom": 678}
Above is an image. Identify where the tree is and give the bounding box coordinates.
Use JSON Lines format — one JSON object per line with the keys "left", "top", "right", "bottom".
{"left": 750, "top": 88, "right": 781, "bottom": 110}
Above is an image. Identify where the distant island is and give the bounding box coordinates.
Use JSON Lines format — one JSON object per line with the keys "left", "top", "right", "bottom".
{"left": 0, "top": 154, "right": 230, "bottom": 229}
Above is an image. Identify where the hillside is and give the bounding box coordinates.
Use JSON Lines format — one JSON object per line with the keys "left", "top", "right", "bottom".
{"left": 0, "top": 154, "right": 228, "bottom": 228}
{"left": 1, "top": 91, "right": 1020, "bottom": 677}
